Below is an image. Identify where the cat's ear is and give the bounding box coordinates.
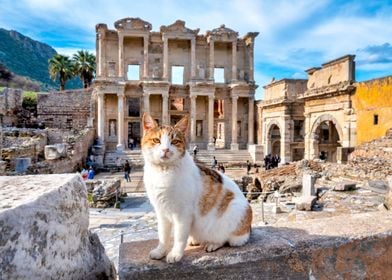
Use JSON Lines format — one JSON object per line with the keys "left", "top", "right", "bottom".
{"left": 174, "top": 115, "right": 188, "bottom": 134}
{"left": 142, "top": 113, "right": 158, "bottom": 135}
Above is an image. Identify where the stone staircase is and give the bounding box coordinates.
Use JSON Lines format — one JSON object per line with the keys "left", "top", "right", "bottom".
{"left": 103, "top": 149, "right": 254, "bottom": 169}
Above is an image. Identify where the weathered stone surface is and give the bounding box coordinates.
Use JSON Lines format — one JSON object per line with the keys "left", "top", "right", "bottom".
{"left": 118, "top": 211, "right": 392, "bottom": 280}
{"left": 44, "top": 143, "right": 67, "bottom": 160}
{"left": 302, "top": 173, "right": 316, "bottom": 196}
{"left": 86, "top": 178, "right": 121, "bottom": 208}
{"left": 333, "top": 181, "right": 356, "bottom": 191}
{"left": 0, "top": 174, "right": 115, "bottom": 279}
{"left": 293, "top": 195, "right": 317, "bottom": 211}
{"left": 385, "top": 176, "right": 392, "bottom": 210}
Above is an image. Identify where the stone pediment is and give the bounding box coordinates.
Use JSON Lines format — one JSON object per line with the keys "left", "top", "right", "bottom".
{"left": 207, "top": 24, "right": 239, "bottom": 41}
{"left": 114, "top": 17, "right": 152, "bottom": 31}
{"left": 160, "top": 20, "right": 199, "bottom": 36}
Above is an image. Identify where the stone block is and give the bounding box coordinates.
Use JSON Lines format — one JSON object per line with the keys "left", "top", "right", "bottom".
{"left": 384, "top": 176, "right": 392, "bottom": 210}
{"left": 0, "top": 174, "right": 115, "bottom": 279}
{"left": 302, "top": 173, "right": 316, "bottom": 196}
{"left": 333, "top": 181, "right": 356, "bottom": 191}
{"left": 293, "top": 195, "right": 317, "bottom": 211}
{"left": 118, "top": 212, "right": 392, "bottom": 279}
{"left": 44, "top": 144, "right": 67, "bottom": 160}
{"left": 15, "top": 157, "right": 31, "bottom": 173}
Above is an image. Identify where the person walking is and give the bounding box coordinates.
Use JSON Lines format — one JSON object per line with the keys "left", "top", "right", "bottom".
{"left": 124, "top": 160, "right": 131, "bottom": 182}
{"left": 246, "top": 160, "right": 252, "bottom": 175}
{"left": 193, "top": 145, "right": 198, "bottom": 158}
{"left": 211, "top": 156, "right": 218, "bottom": 169}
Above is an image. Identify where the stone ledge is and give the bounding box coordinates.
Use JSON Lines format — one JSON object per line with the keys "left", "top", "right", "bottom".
{"left": 119, "top": 211, "right": 392, "bottom": 279}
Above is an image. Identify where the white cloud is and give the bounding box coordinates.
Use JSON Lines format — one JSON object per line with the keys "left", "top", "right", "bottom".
{"left": 54, "top": 47, "right": 95, "bottom": 57}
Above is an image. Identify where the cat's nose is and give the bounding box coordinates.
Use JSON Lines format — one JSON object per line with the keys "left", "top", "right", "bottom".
{"left": 162, "top": 148, "right": 170, "bottom": 153}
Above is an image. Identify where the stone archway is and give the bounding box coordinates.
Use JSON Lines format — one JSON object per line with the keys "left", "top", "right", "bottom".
{"left": 266, "top": 121, "right": 281, "bottom": 157}
{"left": 309, "top": 114, "right": 343, "bottom": 162}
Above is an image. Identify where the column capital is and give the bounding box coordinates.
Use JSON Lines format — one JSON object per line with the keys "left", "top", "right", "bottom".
{"left": 117, "top": 92, "right": 125, "bottom": 98}
{"left": 231, "top": 95, "right": 239, "bottom": 101}
{"left": 142, "top": 92, "right": 150, "bottom": 97}
{"left": 190, "top": 94, "right": 198, "bottom": 100}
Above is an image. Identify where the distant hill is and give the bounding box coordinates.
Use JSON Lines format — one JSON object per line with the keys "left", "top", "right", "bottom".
{"left": 0, "top": 28, "right": 81, "bottom": 90}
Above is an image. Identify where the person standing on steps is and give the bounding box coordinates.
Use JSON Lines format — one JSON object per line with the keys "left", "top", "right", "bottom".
{"left": 123, "top": 160, "right": 131, "bottom": 182}
{"left": 193, "top": 145, "right": 198, "bottom": 158}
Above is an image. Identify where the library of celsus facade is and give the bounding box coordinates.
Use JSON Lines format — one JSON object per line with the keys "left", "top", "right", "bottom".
{"left": 93, "top": 18, "right": 258, "bottom": 152}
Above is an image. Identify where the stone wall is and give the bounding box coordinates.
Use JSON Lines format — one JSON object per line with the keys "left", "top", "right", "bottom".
{"left": 0, "top": 174, "right": 116, "bottom": 279}
{"left": 37, "top": 88, "right": 93, "bottom": 130}
{"left": 306, "top": 55, "right": 355, "bottom": 90}
{"left": 353, "top": 76, "right": 392, "bottom": 145}
{"left": 118, "top": 211, "right": 392, "bottom": 279}
{"left": 0, "top": 87, "right": 23, "bottom": 126}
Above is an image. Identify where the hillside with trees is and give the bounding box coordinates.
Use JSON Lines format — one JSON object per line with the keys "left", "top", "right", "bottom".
{"left": 0, "top": 28, "right": 84, "bottom": 90}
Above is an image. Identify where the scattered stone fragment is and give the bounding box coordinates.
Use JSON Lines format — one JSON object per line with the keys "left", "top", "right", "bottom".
{"left": 333, "top": 181, "right": 356, "bottom": 191}
{"left": 293, "top": 196, "right": 317, "bottom": 211}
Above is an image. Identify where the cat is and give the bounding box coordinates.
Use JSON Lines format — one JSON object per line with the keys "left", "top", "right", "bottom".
{"left": 141, "top": 113, "right": 252, "bottom": 263}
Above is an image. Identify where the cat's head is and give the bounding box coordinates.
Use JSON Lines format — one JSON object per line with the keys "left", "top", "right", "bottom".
{"left": 141, "top": 113, "right": 188, "bottom": 165}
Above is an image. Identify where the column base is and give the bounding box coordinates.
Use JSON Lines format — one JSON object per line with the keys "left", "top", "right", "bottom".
{"left": 230, "top": 143, "right": 239, "bottom": 150}
{"left": 207, "top": 143, "right": 215, "bottom": 151}
{"left": 116, "top": 144, "right": 124, "bottom": 153}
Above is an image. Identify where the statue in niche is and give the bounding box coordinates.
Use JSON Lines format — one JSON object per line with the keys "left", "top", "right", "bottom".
{"left": 196, "top": 121, "right": 202, "bottom": 137}
{"left": 198, "top": 65, "right": 205, "bottom": 79}
{"left": 109, "top": 120, "right": 116, "bottom": 136}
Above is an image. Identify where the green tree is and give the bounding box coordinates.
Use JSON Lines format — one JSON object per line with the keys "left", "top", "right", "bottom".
{"left": 48, "top": 54, "right": 73, "bottom": 91}
{"left": 72, "top": 50, "right": 96, "bottom": 88}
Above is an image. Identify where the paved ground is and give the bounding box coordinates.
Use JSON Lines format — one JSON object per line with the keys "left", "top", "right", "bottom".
{"left": 89, "top": 167, "right": 385, "bottom": 270}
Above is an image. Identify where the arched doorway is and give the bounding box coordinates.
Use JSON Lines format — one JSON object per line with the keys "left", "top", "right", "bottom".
{"left": 268, "top": 124, "right": 281, "bottom": 157}
{"left": 314, "top": 120, "right": 341, "bottom": 162}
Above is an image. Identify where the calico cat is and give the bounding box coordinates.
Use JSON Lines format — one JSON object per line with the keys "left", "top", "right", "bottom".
{"left": 141, "top": 113, "right": 252, "bottom": 263}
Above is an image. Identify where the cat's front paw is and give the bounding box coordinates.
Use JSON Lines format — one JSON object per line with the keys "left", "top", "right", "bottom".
{"left": 166, "top": 250, "right": 183, "bottom": 263}
{"left": 149, "top": 246, "right": 166, "bottom": 260}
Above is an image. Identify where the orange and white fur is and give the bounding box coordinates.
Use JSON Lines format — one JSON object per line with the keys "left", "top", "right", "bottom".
{"left": 141, "top": 113, "right": 252, "bottom": 263}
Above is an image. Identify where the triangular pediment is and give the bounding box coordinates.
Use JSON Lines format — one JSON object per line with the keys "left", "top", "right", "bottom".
{"left": 208, "top": 24, "right": 238, "bottom": 38}
{"left": 160, "top": 20, "right": 199, "bottom": 35}
{"left": 114, "top": 17, "right": 152, "bottom": 31}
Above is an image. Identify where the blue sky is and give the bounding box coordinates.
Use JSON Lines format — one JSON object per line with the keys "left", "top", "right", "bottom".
{"left": 0, "top": 0, "right": 391, "bottom": 99}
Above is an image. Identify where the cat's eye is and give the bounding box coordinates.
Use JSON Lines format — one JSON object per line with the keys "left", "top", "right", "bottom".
{"left": 152, "top": 138, "right": 160, "bottom": 144}
{"left": 171, "top": 139, "right": 180, "bottom": 145}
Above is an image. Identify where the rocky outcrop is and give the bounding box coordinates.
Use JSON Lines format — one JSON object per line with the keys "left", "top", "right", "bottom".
{"left": 0, "top": 174, "right": 115, "bottom": 279}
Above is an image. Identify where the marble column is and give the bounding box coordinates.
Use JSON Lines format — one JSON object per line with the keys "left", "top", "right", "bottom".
{"left": 118, "top": 34, "right": 124, "bottom": 78}
{"left": 207, "top": 95, "right": 215, "bottom": 150}
{"left": 209, "top": 38, "right": 214, "bottom": 80}
{"left": 97, "top": 33, "right": 102, "bottom": 77}
{"left": 190, "top": 95, "right": 197, "bottom": 143}
{"left": 97, "top": 92, "right": 105, "bottom": 144}
{"left": 232, "top": 40, "right": 237, "bottom": 82}
{"left": 143, "top": 35, "right": 149, "bottom": 79}
{"left": 231, "top": 95, "right": 239, "bottom": 150}
{"left": 162, "top": 94, "right": 169, "bottom": 126}
{"left": 116, "top": 92, "right": 125, "bottom": 151}
{"left": 248, "top": 97, "right": 254, "bottom": 145}
{"left": 191, "top": 37, "right": 196, "bottom": 80}
{"left": 163, "top": 36, "right": 169, "bottom": 80}
{"left": 248, "top": 42, "right": 254, "bottom": 82}
{"left": 143, "top": 93, "right": 150, "bottom": 114}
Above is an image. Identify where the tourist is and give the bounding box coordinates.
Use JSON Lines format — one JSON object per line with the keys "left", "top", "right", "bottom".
{"left": 124, "top": 159, "right": 131, "bottom": 182}
{"left": 81, "top": 168, "right": 88, "bottom": 180}
{"left": 193, "top": 145, "right": 198, "bottom": 158}
{"left": 246, "top": 160, "right": 252, "bottom": 175}
{"left": 87, "top": 166, "right": 95, "bottom": 180}
{"left": 211, "top": 156, "right": 218, "bottom": 169}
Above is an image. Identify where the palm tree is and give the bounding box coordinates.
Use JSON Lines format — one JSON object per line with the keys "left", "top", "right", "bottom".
{"left": 72, "top": 50, "right": 96, "bottom": 88}
{"left": 48, "top": 54, "right": 73, "bottom": 91}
